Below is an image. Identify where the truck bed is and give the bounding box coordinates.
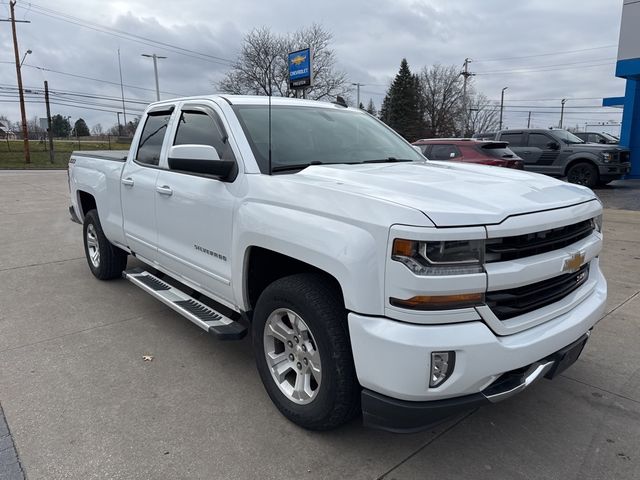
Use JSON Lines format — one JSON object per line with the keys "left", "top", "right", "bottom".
{"left": 72, "top": 150, "right": 128, "bottom": 162}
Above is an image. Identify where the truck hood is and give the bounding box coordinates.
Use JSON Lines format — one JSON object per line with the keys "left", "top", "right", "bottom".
{"left": 291, "top": 161, "right": 597, "bottom": 227}
{"left": 567, "top": 143, "right": 628, "bottom": 152}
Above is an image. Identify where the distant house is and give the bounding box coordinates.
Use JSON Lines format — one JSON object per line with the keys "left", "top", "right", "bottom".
{"left": 0, "top": 121, "right": 16, "bottom": 140}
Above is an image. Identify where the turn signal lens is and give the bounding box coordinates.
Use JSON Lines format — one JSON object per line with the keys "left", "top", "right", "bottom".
{"left": 389, "top": 293, "right": 484, "bottom": 310}
{"left": 430, "top": 351, "right": 456, "bottom": 388}
{"left": 392, "top": 239, "right": 418, "bottom": 257}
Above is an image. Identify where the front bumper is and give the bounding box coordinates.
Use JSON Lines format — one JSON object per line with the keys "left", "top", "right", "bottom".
{"left": 361, "top": 332, "right": 589, "bottom": 432}
{"left": 599, "top": 162, "right": 631, "bottom": 180}
{"left": 349, "top": 261, "right": 606, "bottom": 430}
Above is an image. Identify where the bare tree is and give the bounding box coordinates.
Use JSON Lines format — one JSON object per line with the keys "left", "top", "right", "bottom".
{"left": 91, "top": 123, "right": 104, "bottom": 136}
{"left": 466, "top": 93, "right": 500, "bottom": 136}
{"left": 417, "top": 64, "right": 464, "bottom": 138}
{"left": 218, "top": 24, "right": 350, "bottom": 101}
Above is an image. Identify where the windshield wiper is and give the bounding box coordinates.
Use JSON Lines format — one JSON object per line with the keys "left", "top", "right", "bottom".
{"left": 361, "top": 157, "right": 413, "bottom": 163}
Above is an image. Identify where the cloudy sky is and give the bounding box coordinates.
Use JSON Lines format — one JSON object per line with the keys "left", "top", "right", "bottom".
{"left": 0, "top": 0, "right": 627, "bottom": 134}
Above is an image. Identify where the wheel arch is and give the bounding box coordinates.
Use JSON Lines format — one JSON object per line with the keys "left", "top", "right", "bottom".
{"left": 563, "top": 156, "right": 599, "bottom": 177}
{"left": 77, "top": 190, "right": 97, "bottom": 221}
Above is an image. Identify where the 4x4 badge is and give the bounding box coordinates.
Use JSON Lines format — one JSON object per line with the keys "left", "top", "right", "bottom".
{"left": 562, "top": 251, "right": 585, "bottom": 273}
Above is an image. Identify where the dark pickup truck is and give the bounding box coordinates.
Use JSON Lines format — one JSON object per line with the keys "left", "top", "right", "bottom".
{"left": 474, "top": 128, "right": 630, "bottom": 188}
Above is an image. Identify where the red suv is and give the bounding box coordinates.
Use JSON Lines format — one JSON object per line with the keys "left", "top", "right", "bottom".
{"left": 413, "top": 139, "right": 524, "bottom": 169}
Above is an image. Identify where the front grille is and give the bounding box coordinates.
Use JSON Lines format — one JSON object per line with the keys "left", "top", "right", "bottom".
{"left": 486, "top": 264, "right": 590, "bottom": 320}
{"left": 486, "top": 219, "right": 593, "bottom": 262}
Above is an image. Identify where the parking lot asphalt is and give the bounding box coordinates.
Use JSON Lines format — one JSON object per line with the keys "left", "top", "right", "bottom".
{"left": 0, "top": 170, "right": 639, "bottom": 480}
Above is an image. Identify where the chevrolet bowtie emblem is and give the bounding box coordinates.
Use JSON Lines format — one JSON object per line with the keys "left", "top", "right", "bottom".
{"left": 562, "top": 251, "right": 586, "bottom": 273}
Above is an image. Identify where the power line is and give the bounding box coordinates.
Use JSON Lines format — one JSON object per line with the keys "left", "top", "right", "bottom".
{"left": 14, "top": 2, "right": 234, "bottom": 66}
{"left": 476, "top": 57, "right": 615, "bottom": 74}
{"left": 474, "top": 45, "right": 617, "bottom": 63}
{"left": 20, "top": 63, "right": 186, "bottom": 96}
{"left": 476, "top": 61, "right": 615, "bottom": 76}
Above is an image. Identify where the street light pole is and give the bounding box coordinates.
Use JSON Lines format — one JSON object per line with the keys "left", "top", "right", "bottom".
{"left": 352, "top": 83, "right": 365, "bottom": 108}
{"left": 142, "top": 53, "right": 167, "bottom": 101}
{"left": 499, "top": 87, "right": 508, "bottom": 131}
{"left": 559, "top": 98, "right": 567, "bottom": 129}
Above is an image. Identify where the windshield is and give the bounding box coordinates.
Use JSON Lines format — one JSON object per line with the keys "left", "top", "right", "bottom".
{"left": 601, "top": 132, "right": 619, "bottom": 142}
{"left": 232, "top": 104, "right": 423, "bottom": 173}
{"left": 550, "top": 129, "right": 584, "bottom": 144}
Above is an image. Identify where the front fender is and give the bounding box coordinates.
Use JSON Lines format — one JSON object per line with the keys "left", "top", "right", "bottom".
{"left": 564, "top": 152, "right": 601, "bottom": 174}
{"left": 232, "top": 202, "right": 389, "bottom": 315}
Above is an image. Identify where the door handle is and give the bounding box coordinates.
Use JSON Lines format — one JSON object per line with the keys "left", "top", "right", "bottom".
{"left": 121, "top": 177, "right": 134, "bottom": 187}
{"left": 156, "top": 185, "right": 173, "bottom": 196}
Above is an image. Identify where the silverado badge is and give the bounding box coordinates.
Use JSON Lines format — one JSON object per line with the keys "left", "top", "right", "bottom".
{"left": 562, "top": 251, "right": 585, "bottom": 273}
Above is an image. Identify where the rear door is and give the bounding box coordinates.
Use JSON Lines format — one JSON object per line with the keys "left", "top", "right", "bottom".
{"left": 498, "top": 132, "right": 526, "bottom": 164}
{"left": 154, "top": 102, "right": 240, "bottom": 305}
{"left": 120, "top": 106, "right": 175, "bottom": 263}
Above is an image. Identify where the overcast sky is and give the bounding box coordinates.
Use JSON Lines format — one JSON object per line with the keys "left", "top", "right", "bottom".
{"left": 0, "top": 0, "right": 628, "bottom": 133}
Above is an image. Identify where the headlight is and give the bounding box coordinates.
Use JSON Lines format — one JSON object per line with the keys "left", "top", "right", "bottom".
{"left": 601, "top": 152, "right": 613, "bottom": 163}
{"left": 392, "top": 239, "right": 484, "bottom": 275}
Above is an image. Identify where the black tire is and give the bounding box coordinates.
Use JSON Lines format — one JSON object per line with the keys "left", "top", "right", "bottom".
{"left": 566, "top": 162, "right": 599, "bottom": 188}
{"left": 252, "top": 273, "right": 360, "bottom": 430}
{"left": 83, "top": 209, "right": 128, "bottom": 280}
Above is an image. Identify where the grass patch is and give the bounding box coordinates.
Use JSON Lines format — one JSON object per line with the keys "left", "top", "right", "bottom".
{"left": 0, "top": 139, "right": 131, "bottom": 169}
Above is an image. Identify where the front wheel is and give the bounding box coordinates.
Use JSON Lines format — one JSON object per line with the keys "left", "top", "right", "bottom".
{"left": 252, "top": 273, "right": 360, "bottom": 430}
{"left": 83, "top": 209, "right": 128, "bottom": 280}
{"left": 566, "top": 162, "right": 599, "bottom": 188}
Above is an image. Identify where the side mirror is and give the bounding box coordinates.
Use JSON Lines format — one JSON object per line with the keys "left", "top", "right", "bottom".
{"left": 547, "top": 141, "right": 560, "bottom": 150}
{"left": 598, "top": 138, "right": 607, "bottom": 144}
{"left": 168, "top": 144, "right": 235, "bottom": 178}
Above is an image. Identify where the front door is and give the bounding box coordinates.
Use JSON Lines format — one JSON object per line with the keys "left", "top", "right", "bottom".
{"left": 524, "top": 132, "right": 562, "bottom": 175}
{"left": 154, "top": 103, "right": 239, "bottom": 305}
{"left": 121, "top": 108, "right": 174, "bottom": 263}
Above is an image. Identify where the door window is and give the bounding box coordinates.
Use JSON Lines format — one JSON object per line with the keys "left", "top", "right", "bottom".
{"left": 174, "top": 110, "right": 235, "bottom": 161}
{"left": 429, "top": 144, "right": 461, "bottom": 160}
{"left": 500, "top": 132, "right": 524, "bottom": 147}
{"left": 528, "top": 133, "right": 553, "bottom": 149}
{"left": 136, "top": 113, "right": 172, "bottom": 166}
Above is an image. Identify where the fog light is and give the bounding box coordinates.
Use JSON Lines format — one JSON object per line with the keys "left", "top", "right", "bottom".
{"left": 430, "top": 351, "right": 455, "bottom": 388}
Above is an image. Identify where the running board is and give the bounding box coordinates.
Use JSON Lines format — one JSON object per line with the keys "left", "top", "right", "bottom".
{"left": 123, "top": 268, "right": 247, "bottom": 340}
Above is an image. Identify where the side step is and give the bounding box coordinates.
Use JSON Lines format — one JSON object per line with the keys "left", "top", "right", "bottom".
{"left": 123, "top": 268, "right": 247, "bottom": 340}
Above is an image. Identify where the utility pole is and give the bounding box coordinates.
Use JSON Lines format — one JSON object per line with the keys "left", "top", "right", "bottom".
{"left": 499, "top": 86, "right": 508, "bottom": 131}
{"left": 460, "top": 58, "right": 475, "bottom": 137}
{"left": 142, "top": 53, "right": 167, "bottom": 101}
{"left": 2, "top": 1, "right": 31, "bottom": 163}
{"left": 352, "top": 83, "right": 365, "bottom": 109}
{"left": 559, "top": 98, "right": 567, "bottom": 128}
{"left": 116, "top": 112, "right": 122, "bottom": 136}
{"left": 117, "top": 49, "right": 127, "bottom": 128}
{"left": 44, "top": 80, "right": 54, "bottom": 164}
{"left": 527, "top": 111, "right": 532, "bottom": 128}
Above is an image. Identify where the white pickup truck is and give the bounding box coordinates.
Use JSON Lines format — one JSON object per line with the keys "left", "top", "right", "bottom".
{"left": 68, "top": 95, "right": 607, "bottom": 432}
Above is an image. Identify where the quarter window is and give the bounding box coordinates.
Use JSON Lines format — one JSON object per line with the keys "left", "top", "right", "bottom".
{"left": 136, "top": 112, "right": 172, "bottom": 166}
{"left": 174, "top": 109, "right": 235, "bottom": 161}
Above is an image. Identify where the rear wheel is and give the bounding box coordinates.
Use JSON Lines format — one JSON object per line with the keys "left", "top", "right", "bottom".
{"left": 83, "top": 209, "right": 128, "bottom": 280}
{"left": 566, "top": 162, "right": 599, "bottom": 188}
{"left": 252, "top": 273, "right": 360, "bottom": 430}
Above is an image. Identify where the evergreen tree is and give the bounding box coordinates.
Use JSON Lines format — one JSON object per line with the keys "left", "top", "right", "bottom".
{"left": 366, "top": 98, "right": 377, "bottom": 116}
{"left": 72, "top": 118, "right": 90, "bottom": 137}
{"left": 51, "top": 114, "right": 71, "bottom": 138}
{"left": 379, "top": 59, "right": 425, "bottom": 141}
{"left": 358, "top": 102, "right": 365, "bottom": 110}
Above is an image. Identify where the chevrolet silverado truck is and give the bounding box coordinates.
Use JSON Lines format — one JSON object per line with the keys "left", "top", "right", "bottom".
{"left": 68, "top": 95, "right": 607, "bottom": 432}
{"left": 474, "top": 128, "right": 630, "bottom": 188}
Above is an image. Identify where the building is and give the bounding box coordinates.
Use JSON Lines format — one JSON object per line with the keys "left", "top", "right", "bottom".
{"left": 603, "top": 0, "right": 640, "bottom": 178}
{"left": 0, "top": 121, "right": 16, "bottom": 140}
